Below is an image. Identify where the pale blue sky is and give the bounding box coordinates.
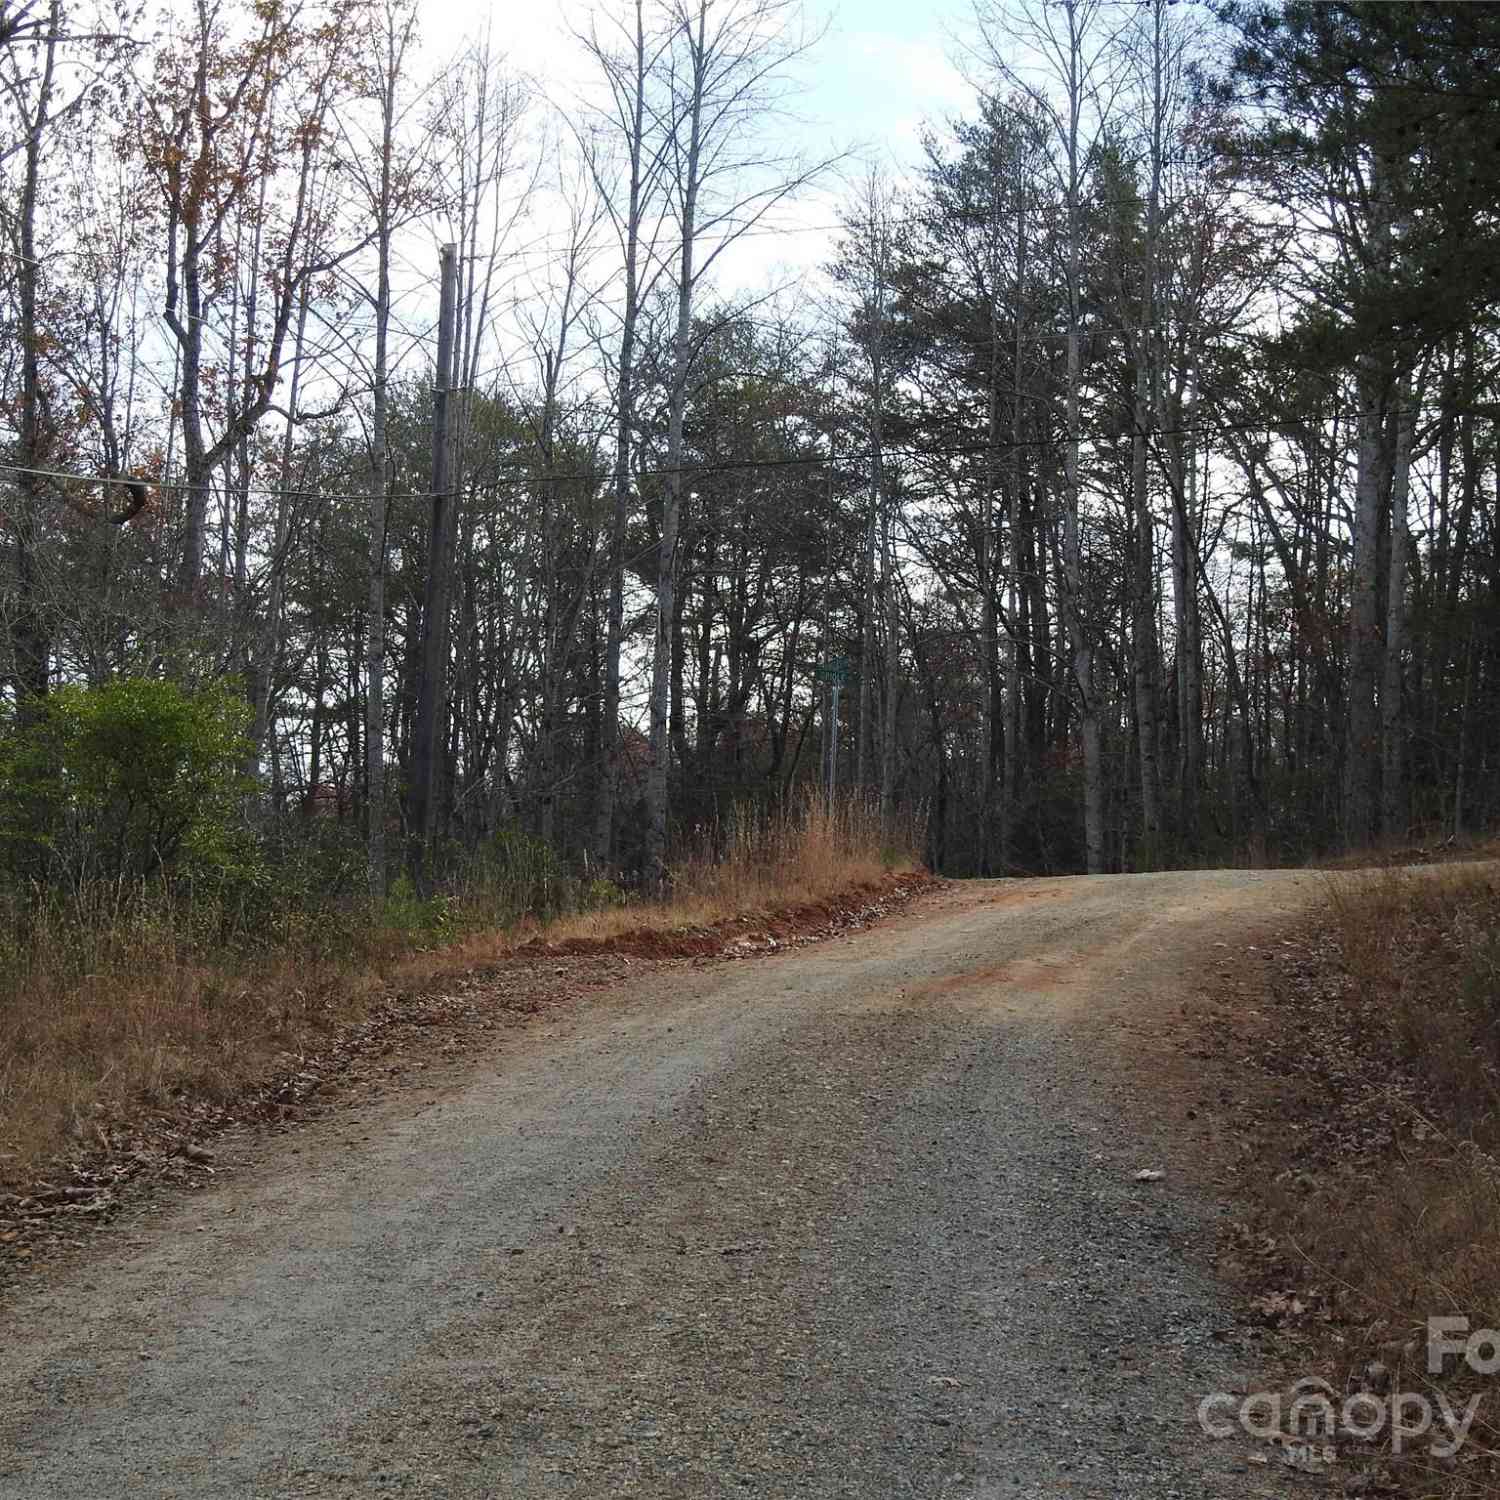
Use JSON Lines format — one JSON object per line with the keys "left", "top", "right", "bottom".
{"left": 496, "top": 0, "right": 977, "bottom": 163}
{"left": 806, "top": 0, "right": 975, "bottom": 164}
{"left": 484, "top": 0, "right": 979, "bottom": 286}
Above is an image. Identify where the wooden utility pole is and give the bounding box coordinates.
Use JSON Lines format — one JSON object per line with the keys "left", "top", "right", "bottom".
{"left": 826, "top": 679, "right": 841, "bottom": 801}
{"left": 409, "top": 242, "right": 460, "bottom": 890}
{"left": 819, "top": 657, "right": 848, "bottom": 801}
{"left": 12, "top": 0, "right": 61, "bottom": 720}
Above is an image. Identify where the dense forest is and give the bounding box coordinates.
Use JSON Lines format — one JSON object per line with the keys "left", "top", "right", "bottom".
{"left": 2, "top": 0, "right": 1497, "bottom": 894}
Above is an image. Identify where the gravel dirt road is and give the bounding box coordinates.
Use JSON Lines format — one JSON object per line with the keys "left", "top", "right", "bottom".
{"left": 0, "top": 869, "right": 1323, "bottom": 1499}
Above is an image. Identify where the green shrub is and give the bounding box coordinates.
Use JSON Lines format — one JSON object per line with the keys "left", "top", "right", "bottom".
{"left": 581, "top": 877, "right": 626, "bottom": 910}
{"left": 0, "top": 678, "right": 256, "bottom": 888}
{"left": 381, "top": 871, "right": 455, "bottom": 936}
{"left": 448, "top": 827, "right": 571, "bottom": 923}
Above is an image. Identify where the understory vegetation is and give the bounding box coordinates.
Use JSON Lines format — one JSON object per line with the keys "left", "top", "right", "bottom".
{"left": 0, "top": 701, "right": 913, "bottom": 1189}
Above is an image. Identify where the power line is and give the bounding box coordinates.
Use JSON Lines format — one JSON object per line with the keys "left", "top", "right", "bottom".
{"left": 457, "top": 409, "right": 1451, "bottom": 492}
{"left": 0, "top": 407, "right": 1456, "bottom": 507}
{"left": 0, "top": 460, "right": 406, "bottom": 504}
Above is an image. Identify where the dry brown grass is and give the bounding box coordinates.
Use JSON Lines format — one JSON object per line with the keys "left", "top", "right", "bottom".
{"left": 1311, "top": 829, "right": 1500, "bottom": 871}
{"left": 1327, "top": 864, "right": 1500, "bottom": 1142}
{"left": 1322, "top": 865, "right": 1500, "bottom": 1326}
{"left": 0, "top": 795, "right": 918, "bottom": 1193}
{"left": 0, "top": 900, "right": 407, "bottom": 1191}
{"left": 541, "top": 793, "right": 911, "bottom": 944}
{"left": 1270, "top": 864, "right": 1500, "bottom": 1493}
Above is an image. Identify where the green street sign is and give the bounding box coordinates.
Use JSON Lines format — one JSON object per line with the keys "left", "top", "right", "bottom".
{"left": 816, "top": 657, "right": 851, "bottom": 686}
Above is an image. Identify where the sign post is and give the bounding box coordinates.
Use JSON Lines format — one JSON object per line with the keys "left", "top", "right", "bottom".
{"left": 816, "top": 658, "right": 851, "bottom": 802}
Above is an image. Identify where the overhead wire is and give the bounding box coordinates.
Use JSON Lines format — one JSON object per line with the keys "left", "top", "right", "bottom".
{"left": 0, "top": 408, "right": 1453, "bottom": 506}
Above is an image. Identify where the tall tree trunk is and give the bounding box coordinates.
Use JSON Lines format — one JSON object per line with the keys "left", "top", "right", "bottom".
{"left": 1168, "top": 386, "right": 1203, "bottom": 849}
{"left": 304, "top": 513, "right": 330, "bottom": 817}
{"left": 591, "top": 30, "right": 648, "bottom": 864}
{"left": 879, "top": 481, "right": 899, "bottom": 836}
{"left": 856, "top": 487, "right": 877, "bottom": 794}
{"left": 1129, "top": 0, "right": 1166, "bottom": 865}
{"left": 1344, "top": 146, "right": 1394, "bottom": 851}
{"left": 169, "top": 210, "right": 210, "bottom": 599}
{"left": 1000, "top": 147, "right": 1030, "bottom": 874}
{"left": 363, "top": 4, "right": 413, "bottom": 903}
{"left": 854, "top": 184, "right": 890, "bottom": 800}
{"left": 979, "top": 515, "right": 998, "bottom": 873}
{"left": 1059, "top": 0, "right": 1105, "bottom": 873}
{"left": 1129, "top": 375, "right": 1161, "bottom": 862}
{"left": 646, "top": 4, "right": 705, "bottom": 880}
{"left": 1381, "top": 380, "right": 1416, "bottom": 842}
{"left": 248, "top": 285, "right": 312, "bottom": 774}
{"left": 365, "top": 399, "right": 391, "bottom": 897}
{"left": 977, "top": 164, "right": 1004, "bottom": 875}
{"left": 1345, "top": 359, "right": 1387, "bottom": 848}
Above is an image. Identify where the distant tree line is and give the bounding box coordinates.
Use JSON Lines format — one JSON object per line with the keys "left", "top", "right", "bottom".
{"left": 1, "top": 0, "right": 1496, "bottom": 893}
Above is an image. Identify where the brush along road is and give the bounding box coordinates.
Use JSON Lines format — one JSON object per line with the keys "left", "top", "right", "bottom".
{"left": 0, "top": 870, "right": 1319, "bottom": 1499}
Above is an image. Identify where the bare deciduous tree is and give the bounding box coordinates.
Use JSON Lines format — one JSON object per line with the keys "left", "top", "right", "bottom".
{"left": 645, "top": 0, "right": 833, "bottom": 880}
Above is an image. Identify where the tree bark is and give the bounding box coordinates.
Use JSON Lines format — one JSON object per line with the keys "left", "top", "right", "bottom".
{"left": 590, "top": 1, "right": 653, "bottom": 871}
{"left": 1059, "top": 0, "right": 1106, "bottom": 873}
{"left": 247, "top": 285, "right": 312, "bottom": 776}
{"left": 1128, "top": 0, "right": 1166, "bottom": 865}
{"left": 646, "top": 2, "right": 706, "bottom": 881}
{"left": 1168, "top": 390, "right": 1202, "bottom": 850}
{"left": 1381, "top": 380, "right": 1416, "bottom": 842}
{"left": 1344, "top": 358, "right": 1387, "bottom": 848}
{"left": 362, "top": 0, "right": 416, "bottom": 902}
{"left": 879, "top": 470, "right": 899, "bottom": 836}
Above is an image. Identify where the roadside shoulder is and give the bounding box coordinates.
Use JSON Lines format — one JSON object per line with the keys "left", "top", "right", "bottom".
{"left": 0, "top": 871, "right": 940, "bottom": 1301}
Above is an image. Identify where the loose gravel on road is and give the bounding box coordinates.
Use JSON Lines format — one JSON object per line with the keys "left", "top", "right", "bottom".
{"left": 0, "top": 870, "right": 1322, "bottom": 1499}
